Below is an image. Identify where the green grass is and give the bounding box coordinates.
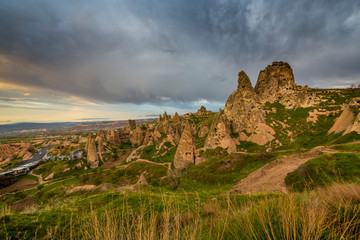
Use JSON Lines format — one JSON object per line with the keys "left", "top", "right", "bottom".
{"left": 331, "top": 143, "right": 360, "bottom": 151}
{"left": 285, "top": 152, "right": 360, "bottom": 192}
{"left": 237, "top": 141, "right": 266, "bottom": 152}
{"left": 179, "top": 151, "right": 276, "bottom": 193}
{"left": 1, "top": 183, "right": 360, "bottom": 240}
{"left": 195, "top": 134, "right": 207, "bottom": 149}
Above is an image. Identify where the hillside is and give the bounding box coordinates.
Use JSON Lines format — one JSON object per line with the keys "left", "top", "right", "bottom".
{"left": 0, "top": 62, "right": 359, "bottom": 239}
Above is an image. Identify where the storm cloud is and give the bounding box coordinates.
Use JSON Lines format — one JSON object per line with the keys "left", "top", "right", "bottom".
{"left": 0, "top": 0, "right": 359, "bottom": 104}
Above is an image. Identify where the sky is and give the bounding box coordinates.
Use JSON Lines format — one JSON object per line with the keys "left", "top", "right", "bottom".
{"left": 0, "top": 0, "right": 359, "bottom": 123}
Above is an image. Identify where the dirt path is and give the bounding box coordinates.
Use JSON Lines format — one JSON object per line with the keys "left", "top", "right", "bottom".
{"left": 229, "top": 147, "right": 337, "bottom": 194}
{"left": 29, "top": 170, "right": 44, "bottom": 184}
{"left": 127, "top": 159, "right": 173, "bottom": 174}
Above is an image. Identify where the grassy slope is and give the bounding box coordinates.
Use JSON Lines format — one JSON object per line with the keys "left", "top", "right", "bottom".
{"left": 285, "top": 152, "right": 360, "bottom": 191}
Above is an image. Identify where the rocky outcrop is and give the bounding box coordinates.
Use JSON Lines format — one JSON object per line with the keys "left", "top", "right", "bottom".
{"left": 255, "top": 61, "right": 296, "bottom": 102}
{"left": 130, "top": 124, "right": 144, "bottom": 146}
{"left": 196, "top": 106, "right": 210, "bottom": 116}
{"left": 106, "top": 130, "right": 121, "bottom": 145}
{"left": 155, "top": 111, "right": 183, "bottom": 144}
{"left": 345, "top": 113, "right": 360, "bottom": 134}
{"left": 198, "top": 124, "right": 209, "bottom": 138}
{"left": 224, "top": 71, "right": 267, "bottom": 135}
{"left": 205, "top": 110, "right": 237, "bottom": 152}
{"left": 174, "top": 123, "right": 196, "bottom": 169}
{"left": 125, "top": 119, "right": 136, "bottom": 132}
{"left": 329, "top": 98, "right": 360, "bottom": 134}
{"left": 85, "top": 134, "right": 99, "bottom": 168}
{"left": 137, "top": 172, "right": 148, "bottom": 185}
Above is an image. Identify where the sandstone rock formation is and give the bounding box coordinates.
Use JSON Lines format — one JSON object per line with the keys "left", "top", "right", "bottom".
{"left": 124, "top": 119, "right": 136, "bottom": 132}
{"left": 205, "top": 110, "right": 237, "bottom": 152}
{"left": 130, "top": 124, "right": 144, "bottom": 146}
{"left": 174, "top": 122, "right": 196, "bottom": 169}
{"left": 329, "top": 98, "right": 360, "bottom": 134}
{"left": 224, "top": 71, "right": 267, "bottom": 135}
{"left": 196, "top": 106, "right": 210, "bottom": 116}
{"left": 345, "top": 113, "right": 360, "bottom": 134}
{"left": 137, "top": 172, "right": 148, "bottom": 185}
{"left": 198, "top": 124, "right": 209, "bottom": 138}
{"left": 106, "top": 130, "right": 121, "bottom": 145}
{"left": 85, "top": 133, "right": 99, "bottom": 168}
{"left": 255, "top": 61, "right": 296, "bottom": 102}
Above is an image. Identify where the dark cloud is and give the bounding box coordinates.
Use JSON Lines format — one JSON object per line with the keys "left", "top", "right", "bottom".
{"left": 0, "top": 0, "right": 359, "bottom": 105}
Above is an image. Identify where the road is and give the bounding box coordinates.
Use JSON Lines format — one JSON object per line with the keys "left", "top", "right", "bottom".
{"left": 0, "top": 146, "right": 53, "bottom": 176}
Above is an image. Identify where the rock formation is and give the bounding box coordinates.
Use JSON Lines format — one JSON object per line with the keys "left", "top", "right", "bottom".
{"left": 255, "top": 61, "right": 296, "bottom": 102}
{"left": 196, "top": 106, "right": 210, "bottom": 116}
{"left": 174, "top": 122, "right": 196, "bottom": 169}
{"left": 224, "top": 71, "right": 267, "bottom": 135}
{"left": 137, "top": 172, "right": 148, "bottom": 185}
{"left": 106, "top": 130, "right": 121, "bottom": 145}
{"left": 205, "top": 110, "right": 237, "bottom": 152}
{"left": 329, "top": 98, "right": 360, "bottom": 134}
{"left": 124, "top": 119, "right": 136, "bottom": 132}
{"left": 85, "top": 133, "right": 99, "bottom": 168}
{"left": 198, "top": 124, "right": 209, "bottom": 138}
{"left": 130, "top": 124, "right": 144, "bottom": 146}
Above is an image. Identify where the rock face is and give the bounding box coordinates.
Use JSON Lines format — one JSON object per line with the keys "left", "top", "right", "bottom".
{"left": 198, "top": 124, "right": 209, "bottom": 138}
{"left": 255, "top": 61, "right": 296, "bottom": 102}
{"left": 196, "top": 106, "right": 210, "bottom": 116}
{"left": 86, "top": 134, "right": 99, "bottom": 168}
{"left": 174, "top": 123, "right": 196, "bottom": 169}
{"left": 205, "top": 110, "right": 237, "bottom": 152}
{"left": 224, "top": 71, "right": 267, "bottom": 135}
{"left": 125, "top": 119, "right": 136, "bottom": 132}
{"left": 137, "top": 172, "right": 148, "bottom": 185}
{"left": 329, "top": 98, "right": 360, "bottom": 134}
{"left": 130, "top": 124, "right": 144, "bottom": 146}
{"left": 345, "top": 113, "right": 360, "bottom": 134}
{"left": 106, "top": 130, "right": 121, "bottom": 145}
{"left": 155, "top": 111, "right": 183, "bottom": 144}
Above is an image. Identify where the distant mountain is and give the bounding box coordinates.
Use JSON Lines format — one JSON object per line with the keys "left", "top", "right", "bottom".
{"left": 0, "top": 122, "right": 78, "bottom": 133}
{"left": 0, "top": 119, "right": 154, "bottom": 135}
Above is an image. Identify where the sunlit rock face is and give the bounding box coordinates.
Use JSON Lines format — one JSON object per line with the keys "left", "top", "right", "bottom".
{"left": 255, "top": 61, "right": 296, "bottom": 103}
{"left": 224, "top": 71, "right": 267, "bottom": 135}
{"left": 205, "top": 110, "right": 237, "bottom": 152}
{"left": 86, "top": 133, "right": 99, "bottom": 168}
{"left": 174, "top": 122, "right": 196, "bottom": 169}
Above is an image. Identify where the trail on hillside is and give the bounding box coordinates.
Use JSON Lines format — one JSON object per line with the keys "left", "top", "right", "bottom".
{"left": 29, "top": 170, "right": 44, "bottom": 184}
{"left": 229, "top": 147, "right": 337, "bottom": 194}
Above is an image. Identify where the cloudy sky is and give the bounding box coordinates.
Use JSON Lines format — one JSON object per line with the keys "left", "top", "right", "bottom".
{"left": 0, "top": 0, "right": 359, "bottom": 123}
